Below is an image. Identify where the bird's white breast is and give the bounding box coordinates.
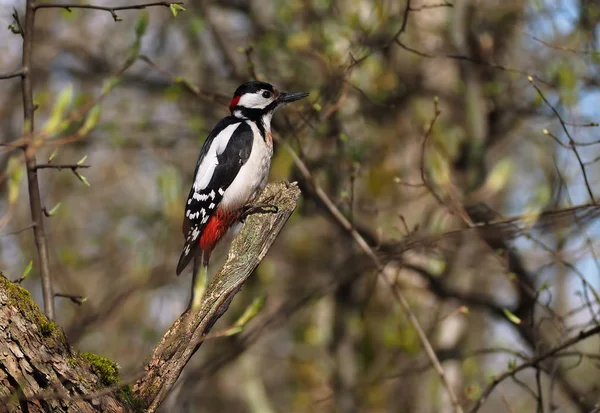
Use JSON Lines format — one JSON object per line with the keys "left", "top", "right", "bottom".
{"left": 220, "top": 121, "right": 273, "bottom": 211}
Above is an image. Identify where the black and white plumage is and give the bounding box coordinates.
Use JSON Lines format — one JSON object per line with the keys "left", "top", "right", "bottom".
{"left": 176, "top": 81, "right": 309, "bottom": 279}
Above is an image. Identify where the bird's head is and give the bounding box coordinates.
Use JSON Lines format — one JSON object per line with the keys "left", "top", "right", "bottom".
{"left": 229, "top": 81, "right": 309, "bottom": 121}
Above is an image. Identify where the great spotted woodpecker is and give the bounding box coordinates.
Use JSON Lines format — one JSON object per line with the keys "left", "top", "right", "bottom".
{"left": 176, "top": 81, "right": 308, "bottom": 305}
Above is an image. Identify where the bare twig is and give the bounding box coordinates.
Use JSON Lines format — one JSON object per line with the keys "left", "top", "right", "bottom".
{"left": 409, "top": 1, "right": 453, "bottom": 11}
{"left": 349, "top": 0, "right": 412, "bottom": 67}
{"left": 397, "top": 42, "right": 553, "bottom": 86}
{"left": 468, "top": 324, "right": 600, "bottom": 413}
{"left": 36, "top": 163, "right": 91, "bottom": 171}
{"left": 524, "top": 32, "right": 600, "bottom": 55}
{"left": 0, "top": 223, "right": 36, "bottom": 237}
{"left": 529, "top": 77, "right": 596, "bottom": 202}
{"left": 33, "top": 1, "right": 183, "bottom": 22}
{"left": 55, "top": 292, "right": 87, "bottom": 305}
{"left": 244, "top": 44, "right": 259, "bottom": 80}
{"left": 419, "top": 99, "right": 446, "bottom": 207}
{"left": 0, "top": 68, "right": 25, "bottom": 80}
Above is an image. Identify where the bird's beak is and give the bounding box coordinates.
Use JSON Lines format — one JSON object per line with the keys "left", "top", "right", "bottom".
{"left": 278, "top": 91, "right": 309, "bottom": 104}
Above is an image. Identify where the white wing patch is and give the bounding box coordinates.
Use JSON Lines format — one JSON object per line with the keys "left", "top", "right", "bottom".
{"left": 193, "top": 123, "right": 241, "bottom": 192}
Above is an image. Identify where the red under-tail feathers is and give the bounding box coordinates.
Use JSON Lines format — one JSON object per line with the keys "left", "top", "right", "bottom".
{"left": 199, "top": 208, "right": 240, "bottom": 253}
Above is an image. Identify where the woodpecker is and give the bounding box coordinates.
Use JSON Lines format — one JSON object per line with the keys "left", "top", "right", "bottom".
{"left": 176, "top": 81, "right": 308, "bottom": 305}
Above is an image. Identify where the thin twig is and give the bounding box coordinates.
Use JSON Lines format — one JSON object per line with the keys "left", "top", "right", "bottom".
{"left": 0, "top": 223, "right": 36, "bottom": 237}
{"left": 409, "top": 1, "right": 453, "bottom": 11}
{"left": 468, "top": 324, "right": 600, "bottom": 413}
{"left": 535, "top": 363, "right": 544, "bottom": 413}
{"left": 418, "top": 100, "right": 473, "bottom": 225}
{"left": 529, "top": 77, "right": 596, "bottom": 202}
{"left": 244, "top": 44, "right": 259, "bottom": 80}
{"left": 33, "top": 1, "right": 183, "bottom": 22}
{"left": 11, "top": 8, "right": 25, "bottom": 38}
{"left": 55, "top": 292, "right": 87, "bottom": 305}
{"left": 563, "top": 121, "right": 599, "bottom": 128}
{"left": 397, "top": 42, "right": 553, "bottom": 86}
{"left": 0, "top": 68, "right": 25, "bottom": 80}
{"left": 524, "top": 32, "right": 600, "bottom": 55}
{"left": 35, "top": 163, "right": 91, "bottom": 171}
{"left": 349, "top": 0, "right": 412, "bottom": 67}
{"left": 420, "top": 100, "right": 446, "bottom": 207}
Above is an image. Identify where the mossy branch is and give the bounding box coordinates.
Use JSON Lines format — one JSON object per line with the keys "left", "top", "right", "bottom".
{"left": 133, "top": 181, "right": 301, "bottom": 411}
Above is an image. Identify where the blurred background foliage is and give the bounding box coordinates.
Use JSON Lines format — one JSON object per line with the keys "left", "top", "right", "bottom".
{"left": 2, "top": 0, "right": 600, "bottom": 412}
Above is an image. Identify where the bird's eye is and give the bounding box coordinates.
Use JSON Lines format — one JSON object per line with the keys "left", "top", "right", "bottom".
{"left": 262, "top": 91, "right": 272, "bottom": 99}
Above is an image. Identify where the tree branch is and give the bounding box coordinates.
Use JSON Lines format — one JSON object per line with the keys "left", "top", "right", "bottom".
{"left": 35, "top": 163, "right": 91, "bottom": 171}
{"left": 33, "top": 1, "right": 183, "bottom": 22}
{"left": 21, "top": 0, "right": 55, "bottom": 320}
{"left": 133, "top": 182, "right": 301, "bottom": 412}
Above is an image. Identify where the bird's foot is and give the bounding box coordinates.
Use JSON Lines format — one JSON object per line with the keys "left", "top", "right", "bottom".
{"left": 240, "top": 203, "right": 279, "bottom": 222}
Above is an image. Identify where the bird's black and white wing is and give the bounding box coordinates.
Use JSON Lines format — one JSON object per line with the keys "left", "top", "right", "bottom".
{"left": 176, "top": 119, "right": 253, "bottom": 275}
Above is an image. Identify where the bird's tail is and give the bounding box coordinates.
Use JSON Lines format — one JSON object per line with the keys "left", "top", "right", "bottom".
{"left": 176, "top": 239, "right": 195, "bottom": 276}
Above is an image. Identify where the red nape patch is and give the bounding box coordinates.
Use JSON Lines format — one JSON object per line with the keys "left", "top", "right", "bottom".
{"left": 229, "top": 96, "right": 241, "bottom": 111}
{"left": 199, "top": 210, "right": 240, "bottom": 252}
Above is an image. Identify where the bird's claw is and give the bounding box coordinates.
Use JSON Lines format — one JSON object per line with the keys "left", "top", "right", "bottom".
{"left": 240, "top": 203, "right": 279, "bottom": 221}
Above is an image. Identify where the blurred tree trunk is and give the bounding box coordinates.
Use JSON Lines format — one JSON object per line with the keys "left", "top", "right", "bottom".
{"left": 0, "top": 275, "right": 130, "bottom": 413}
{"left": 331, "top": 282, "right": 359, "bottom": 413}
{"left": 329, "top": 110, "right": 359, "bottom": 413}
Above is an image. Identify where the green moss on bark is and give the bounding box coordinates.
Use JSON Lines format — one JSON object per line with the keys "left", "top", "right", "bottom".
{"left": 0, "top": 275, "right": 67, "bottom": 345}
{"left": 81, "top": 352, "right": 120, "bottom": 386}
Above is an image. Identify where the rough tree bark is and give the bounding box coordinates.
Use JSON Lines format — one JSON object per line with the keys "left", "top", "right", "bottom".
{"left": 0, "top": 276, "right": 130, "bottom": 413}
{"left": 0, "top": 182, "right": 301, "bottom": 412}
